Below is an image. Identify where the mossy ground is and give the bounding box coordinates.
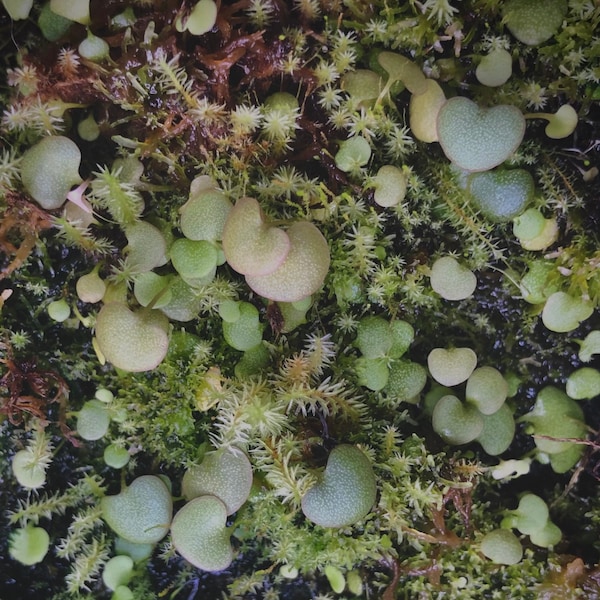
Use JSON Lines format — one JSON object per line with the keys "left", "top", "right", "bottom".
{"left": 1, "top": 1, "right": 600, "bottom": 599}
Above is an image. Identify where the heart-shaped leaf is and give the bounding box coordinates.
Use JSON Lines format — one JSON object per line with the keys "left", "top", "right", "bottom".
{"left": 245, "top": 221, "right": 330, "bottom": 302}
{"left": 465, "top": 366, "right": 508, "bottom": 415}
{"left": 428, "top": 347, "right": 478, "bottom": 386}
{"left": 373, "top": 165, "right": 407, "bottom": 207}
{"left": 430, "top": 256, "right": 477, "bottom": 300}
{"left": 355, "top": 316, "right": 392, "bottom": 358}
{"left": 520, "top": 386, "right": 586, "bottom": 455}
{"left": 431, "top": 394, "right": 484, "bottom": 445}
{"left": 301, "top": 445, "right": 377, "bottom": 528}
{"left": 21, "top": 135, "right": 83, "bottom": 209}
{"left": 502, "top": 0, "right": 567, "bottom": 46}
{"left": 468, "top": 169, "right": 534, "bottom": 222}
{"left": 384, "top": 359, "right": 427, "bottom": 404}
{"left": 101, "top": 475, "right": 172, "bottom": 544}
{"left": 437, "top": 98, "right": 525, "bottom": 172}
{"left": 180, "top": 188, "right": 232, "bottom": 241}
{"left": 95, "top": 303, "right": 170, "bottom": 372}
{"left": 541, "top": 292, "right": 594, "bottom": 333}
{"left": 222, "top": 197, "right": 290, "bottom": 276}
{"left": 170, "top": 495, "right": 233, "bottom": 571}
{"left": 182, "top": 448, "right": 253, "bottom": 515}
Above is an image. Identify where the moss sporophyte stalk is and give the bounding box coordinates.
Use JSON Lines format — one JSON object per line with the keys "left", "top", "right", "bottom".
{"left": 1, "top": 0, "right": 600, "bottom": 598}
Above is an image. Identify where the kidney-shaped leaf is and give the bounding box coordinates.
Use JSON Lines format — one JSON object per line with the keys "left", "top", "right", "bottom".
{"left": 95, "top": 303, "right": 170, "bottom": 372}
{"left": 182, "top": 448, "right": 253, "bottom": 515}
{"left": 301, "top": 445, "right": 377, "bottom": 528}
{"left": 101, "top": 475, "right": 172, "bottom": 544}
{"left": 171, "top": 495, "right": 233, "bottom": 571}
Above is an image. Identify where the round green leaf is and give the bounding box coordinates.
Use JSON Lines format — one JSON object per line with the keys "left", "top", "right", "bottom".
{"left": 12, "top": 449, "right": 47, "bottom": 489}
{"left": 102, "top": 555, "right": 134, "bottom": 591}
{"left": 182, "top": 448, "right": 253, "bottom": 515}
{"left": 430, "top": 256, "right": 477, "bottom": 300}
{"left": 245, "top": 221, "right": 330, "bottom": 302}
{"left": 480, "top": 529, "right": 522, "bottom": 565}
{"left": 475, "top": 49, "right": 512, "bottom": 87}
{"left": 170, "top": 495, "right": 233, "bottom": 572}
{"left": 541, "top": 292, "right": 594, "bottom": 333}
{"left": 301, "top": 445, "right": 377, "bottom": 528}
{"left": 180, "top": 189, "right": 232, "bottom": 241}
{"left": 465, "top": 366, "right": 508, "bottom": 415}
{"left": 431, "top": 395, "right": 484, "bottom": 445}
{"left": 104, "top": 444, "right": 130, "bottom": 469}
{"left": 384, "top": 359, "right": 427, "bottom": 403}
{"left": 373, "top": 165, "right": 407, "bottom": 207}
{"left": 21, "top": 136, "right": 83, "bottom": 210}
{"left": 95, "top": 303, "right": 170, "bottom": 372}
{"left": 356, "top": 316, "right": 392, "bottom": 359}
{"left": 468, "top": 169, "right": 534, "bottom": 222}
{"left": 77, "top": 399, "right": 110, "bottom": 441}
{"left": 9, "top": 526, "right": 50, "bottom": 566}
{"left": 335, "top": 136, "right": 371, "bottom": 172}
{"left": 427, "top": 347, "right": 478, "bottom": 387}
{"left": 566, "top": 367, "right": 600, "bottom": 400}
{"left": 476, "top": 403, "right": 515, "bottom": 455}
{"left": 222, "top": 301, "right": 263, "bottom": 351}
